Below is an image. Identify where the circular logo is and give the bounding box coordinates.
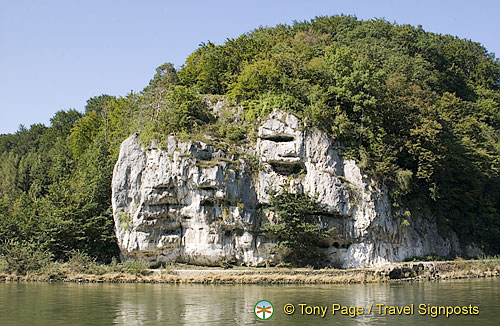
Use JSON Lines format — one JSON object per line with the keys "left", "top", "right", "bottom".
{"left": 254, "top": 300, "right": 274, "bottom": 320}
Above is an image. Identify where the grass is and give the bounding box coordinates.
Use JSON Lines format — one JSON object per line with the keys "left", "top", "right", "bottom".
{"left": 1, "top": 258, "right": 499, "bottom": 284}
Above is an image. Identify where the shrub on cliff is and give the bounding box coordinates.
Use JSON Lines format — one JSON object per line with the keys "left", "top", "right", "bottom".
{"left": 264, "top": 189, "right": 331, "bottom": 267}
{"left": 139, "top": 85, "right": 215, "bottom": 145}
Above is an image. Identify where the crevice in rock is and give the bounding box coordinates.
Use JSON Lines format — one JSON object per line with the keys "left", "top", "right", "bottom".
{"left": 313, "top": 211, "right": 345, "bottom": 218}
{"left": 145, "top": 201, "right": 181, "bottom": 207}
{"left": 279, "top": 153, "right": 300, "bottom": 158}
{"left": 331, "top": 240, "right": 352, "bottom": 249}
{"left": 269, "top": 161, "right": 305, "bottom": 175}
{"left": 200, "top": 198, "right": 238, "bottom": 207}
{"left": 261, "top": 134, "right": 295, "bottom": 142}
{"left": 201, "top": 198, "right": 217, "bottom": 207}
{"left": 341, "top": 242, "right": 351, "bottom": 249}
{"left": 198, "top": 185, "right": 218, "bottom": 191}
{"left": 152, "top": 184, "right": 175, "bottom": 190}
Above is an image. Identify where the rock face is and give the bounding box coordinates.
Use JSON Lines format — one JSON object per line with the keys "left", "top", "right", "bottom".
{"left": 112, "top": 109, "right": 460, "bottom": 267}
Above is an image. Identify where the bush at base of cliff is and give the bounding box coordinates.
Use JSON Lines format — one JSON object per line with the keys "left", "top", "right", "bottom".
{"left": 264, "top": 189, "right": 332, "bottom": 267}
{"left": 0, "top": 258, "right": 7, "bottom": 273}
{"left": 0, "top": 240, "right": 52, "bottom": 275}
{"left": 67, "top": 250, "right": 99, "bottom": 274}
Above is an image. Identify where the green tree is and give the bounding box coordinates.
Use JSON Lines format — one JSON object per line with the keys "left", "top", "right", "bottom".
{"left": 264, "top": 189, "right": 331, "bottom": 267}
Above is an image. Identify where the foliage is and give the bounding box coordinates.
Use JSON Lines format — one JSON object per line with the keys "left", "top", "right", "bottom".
{"left": 0, "top": 99, "right": 122, "bottom": 265}
{"left": 139, "top": 85, "right": 214, "bottom": 145}
{"left": 67, "top": 250, "right": 96, "bottom": 274}
{"left": 0, "top": 240, "right": 52, "bottom": 275}
{"left": 404, "top": 254, "right": 453, "bottom": 262}
{"left": 263, "top": 188, "right": 331, "bottom": 267}
{"left": 0, "top": 257, "right": 7, "bottom": 273}
{"left": 118, "top": 259, "right": 150, "bottom": 275}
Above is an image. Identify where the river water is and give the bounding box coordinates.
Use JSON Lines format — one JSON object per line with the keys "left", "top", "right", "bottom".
{"left": 0, "top": 278, "right": 498, "bottom": 325}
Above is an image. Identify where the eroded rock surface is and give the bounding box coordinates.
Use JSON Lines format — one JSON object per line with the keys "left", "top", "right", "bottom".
{"left": 112, "top": 109, "right": 460, "bottom": 267}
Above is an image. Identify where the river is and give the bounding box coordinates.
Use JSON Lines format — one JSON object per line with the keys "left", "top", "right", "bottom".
{"left": 0, "top": 278, "right": 498, "bottom": 325}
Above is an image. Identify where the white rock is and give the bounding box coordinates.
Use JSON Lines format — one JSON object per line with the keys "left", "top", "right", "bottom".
{"left": 112, "top": 109, "right": 460, "bottom": 267}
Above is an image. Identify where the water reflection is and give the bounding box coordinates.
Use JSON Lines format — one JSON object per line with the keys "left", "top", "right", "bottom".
{"left": 0, "top": 279, "right": 498, "bottom": 325}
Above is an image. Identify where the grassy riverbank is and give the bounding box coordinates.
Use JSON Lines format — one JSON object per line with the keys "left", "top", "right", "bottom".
{"left": 1, "top": 259, "right": 499, "bottom": 284}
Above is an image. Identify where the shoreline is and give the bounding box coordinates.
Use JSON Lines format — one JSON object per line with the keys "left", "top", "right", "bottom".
{"left": 1, "top": 260, "right": 499, "bottom": 284}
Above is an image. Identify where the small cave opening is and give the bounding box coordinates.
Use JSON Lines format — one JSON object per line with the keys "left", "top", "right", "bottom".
{"left": 313, "top": 211, "right": 344, "bottom": 218}
{"left": 152, "top": 184, "right": 175, "bottom": 190}
{"left": 269, "top": 161, "right": 305, "bottom": 176}
{"left": 192, "top": 149, "right": 214, "bottom": 161}
{"left": 331, "top": 241, "right": 352, "bottom": 249}
{"left": 261, "top": 134, "right": 295, "bottom": 142}
{"left": 341, "top": 242, "right": 351, "bottom": 249}
{"left": 200, "top": 198, "right": 217, "bottom": 207}
{"left": 198, "top": 185, "right": 218, "bottom": 191}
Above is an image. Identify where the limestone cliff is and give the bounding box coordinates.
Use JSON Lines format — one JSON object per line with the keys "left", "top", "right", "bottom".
{"left": 112, "top": 109, "right": 460, "bottom": 268}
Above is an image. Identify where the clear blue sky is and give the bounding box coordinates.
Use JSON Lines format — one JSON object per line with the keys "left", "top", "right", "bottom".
{"left": 1, "top": 0, "right": 499, "bottom": 134}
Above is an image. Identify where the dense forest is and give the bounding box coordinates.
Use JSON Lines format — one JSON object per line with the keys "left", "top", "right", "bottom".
{"left": 1, "top": 16, "right": 499, "bottom": 266}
